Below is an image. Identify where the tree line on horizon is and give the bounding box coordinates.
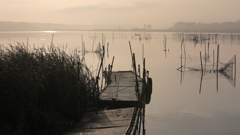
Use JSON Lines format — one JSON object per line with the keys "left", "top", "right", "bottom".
{"left": 169, "top": 21, "right": 240, "bottom": 32}
{"left": 1, "top": 21, "right": 240, "bottom": 32}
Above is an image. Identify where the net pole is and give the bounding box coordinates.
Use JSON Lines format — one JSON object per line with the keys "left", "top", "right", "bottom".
{"left": 213, "top": 50, "right": 215, "bottom": 70}
{"left": 216, "top": 45, "right": 219, "bottom": 91}
{"left": 200, "top": 52, "right": 203, "bottom": 73}
{"left": 234, "top": 55, "right": 236, "bottom": 87}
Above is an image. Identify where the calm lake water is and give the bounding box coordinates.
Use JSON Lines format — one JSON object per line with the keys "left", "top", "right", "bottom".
{"left": 1, "top": 31, "right": 239, "bottom": 135}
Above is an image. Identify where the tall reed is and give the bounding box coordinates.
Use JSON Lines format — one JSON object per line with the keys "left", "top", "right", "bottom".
{"left": 0, "top": 42, "right": 97, "bottom": 134}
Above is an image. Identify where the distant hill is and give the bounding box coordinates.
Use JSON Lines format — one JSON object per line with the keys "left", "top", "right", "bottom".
{"left": 0, "top": 21, "right": 35, "bottom": 31}
{"left": 0, "top": 21, "right": 90, "bottom": 31}
{"left": 169, "top": 21, "right": 240, "bottom": 32}
{"left": 1, "top": 21, "right": 240, "bottom": 32}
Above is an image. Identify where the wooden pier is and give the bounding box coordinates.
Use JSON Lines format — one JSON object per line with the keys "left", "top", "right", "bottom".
{"left": 64, "top": 71, "right": 145, "bottom": 135}
{"left": 64, "top": 42, "right": 152, "bottom": 135}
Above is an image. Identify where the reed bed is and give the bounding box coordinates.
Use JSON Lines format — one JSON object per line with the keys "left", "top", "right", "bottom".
{"left": 0, "top": 42, "right": 97, "bottom": 134}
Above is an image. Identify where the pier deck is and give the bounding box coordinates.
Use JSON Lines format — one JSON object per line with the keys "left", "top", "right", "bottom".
{"left": 64, "top": 71, "right": 143, "bottom": 135}
{"left": 99, "top": 71, "right": 143, "bottom": 107}
{"left": 64, "top": 107, "right": 138, "bottom": 135}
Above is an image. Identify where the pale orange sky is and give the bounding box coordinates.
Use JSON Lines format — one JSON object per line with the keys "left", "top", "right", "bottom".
{"left": 1, "top": 0, "right": 240, "bottom": 28}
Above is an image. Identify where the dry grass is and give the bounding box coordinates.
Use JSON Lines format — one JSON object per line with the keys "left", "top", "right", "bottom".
{"left": 0, "top": 42, "right": 97, "bottom": 134}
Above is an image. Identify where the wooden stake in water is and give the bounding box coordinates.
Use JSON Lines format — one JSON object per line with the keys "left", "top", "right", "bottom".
{"left": 129, "top": 41, "right": 133, "bottom": 70}
{"left": 143, "top": 58, "right": 146, "bottom": 83}
{"left": 180, "top": 54, "right": 183, "bottom": 84}
{"left": 234, "top": 55, "right": 236, "bottom": 87}
{"left": 199, "top": 70, "right": 203, "bottom": 94}
{"left": 216, "top": 45, "right": 219, "bottom": 91}
{"left": 213, "top": 50, "right": 215, "bottom": 70}
{"left": 200, "top": 51, "right": 203, "bottom": 73}
{"left": 208, "top": 42, "right": 210, "bottom": 58}
{"left": 142, "top": 43, "right": 144, "bottom": 62}
{"left": 129, "top": 41, "right": 133, "bottom": 57}
{"left": 216, "top": 45, "right": 219, "bottom": 72}
{"left": 138, "top": 65, "right": 141, "bottom": 77}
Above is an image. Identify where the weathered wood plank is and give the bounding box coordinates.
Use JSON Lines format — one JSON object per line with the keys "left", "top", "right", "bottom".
{"left": 110, "top": 71, "right": 143, "bottom": 82}
{"left": 100, "top": 71, "right": 143, "bottom": 102}
{"left": 64, "top": 107, "right": 135, "bottom": 135}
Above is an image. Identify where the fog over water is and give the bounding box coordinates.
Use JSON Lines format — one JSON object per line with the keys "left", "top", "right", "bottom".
{"left": 0, "top": 31, "right": 239, "bottom": 135}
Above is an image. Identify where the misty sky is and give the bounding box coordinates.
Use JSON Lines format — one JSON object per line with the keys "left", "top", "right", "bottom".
{"left": 1, "top": 0, "right": 240, "bottom": 28}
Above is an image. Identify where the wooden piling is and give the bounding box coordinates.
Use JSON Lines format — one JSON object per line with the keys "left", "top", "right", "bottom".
{"left": 138, "top": 65, "right": 141, "bottom": 77}
{"left": 199, "top": 71, "right": 203, "bottom": 94}
{"left": 234, "top": 55, "right": 236, "bottom": 87}
{"left": 213, "top": 50, "right": 215, "bottom": 69}
{"left": 143, "top": 58, "right": 146, "bottom": 83}
{"left": 216, "top": 45, "right": 219, "bottom": 72}
{"left": 216, "top": 45, "right": 219, "bottom": 91}
{"left": 200, "top": 52, "right": 203, "bottom": 73}
{"left": 132, "top": 53, "right": 139, "bottom": 99}
{"left": 208, "top": 42, "right": 210, "bottom": 57}
{"left": 142, "top": 43, "right": 144, "bottom": 62}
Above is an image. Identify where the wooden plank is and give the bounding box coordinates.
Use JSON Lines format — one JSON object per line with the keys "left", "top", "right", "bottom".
{"left": 107, "top": 81, "right": 143, "bottom": 87}
{"left": 100, "top": 71, "right": 143, "bottom": 102}
{"left": 110, "top": 71, "right": 143, "bottom": 82}
{"left": 64, "top": 108, "right": 135, "bottom": 135}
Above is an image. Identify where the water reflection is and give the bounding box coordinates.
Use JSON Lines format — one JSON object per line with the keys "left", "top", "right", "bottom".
{"left": 176, "top": 35, "right": 237, "bottom": 93}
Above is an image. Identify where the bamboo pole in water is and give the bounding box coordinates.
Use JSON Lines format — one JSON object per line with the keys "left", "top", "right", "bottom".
{"left": 208, "top": 42, "right": 210, "bottom": 58}
{"left": 129, "top": 41, "right": 133, "bottom": 71}
{"left": 216, "top": 45, "right": 219, "bottom": 72}
{"left": 180, "top": 54, "right": 183, "bottom": 84}
{"left": 142, "top": 43, "right": 144, "bottom": 62}
{"left": 213, "top": 50, "right": 215, "bottom": 70}
{"left": 200, "top": 52, "right": 203, "bottom": 73}
{"left": 199, "top": 71, "right": 203, "bottom": 94}
{"left": 129, "top": 41, "right": 133, "bottom": 57}
{"left": 234, "top": 55, "right": 236, "bottom": 87}
{"left": 216, "top": 45, "right": 219, "bottom": 91}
